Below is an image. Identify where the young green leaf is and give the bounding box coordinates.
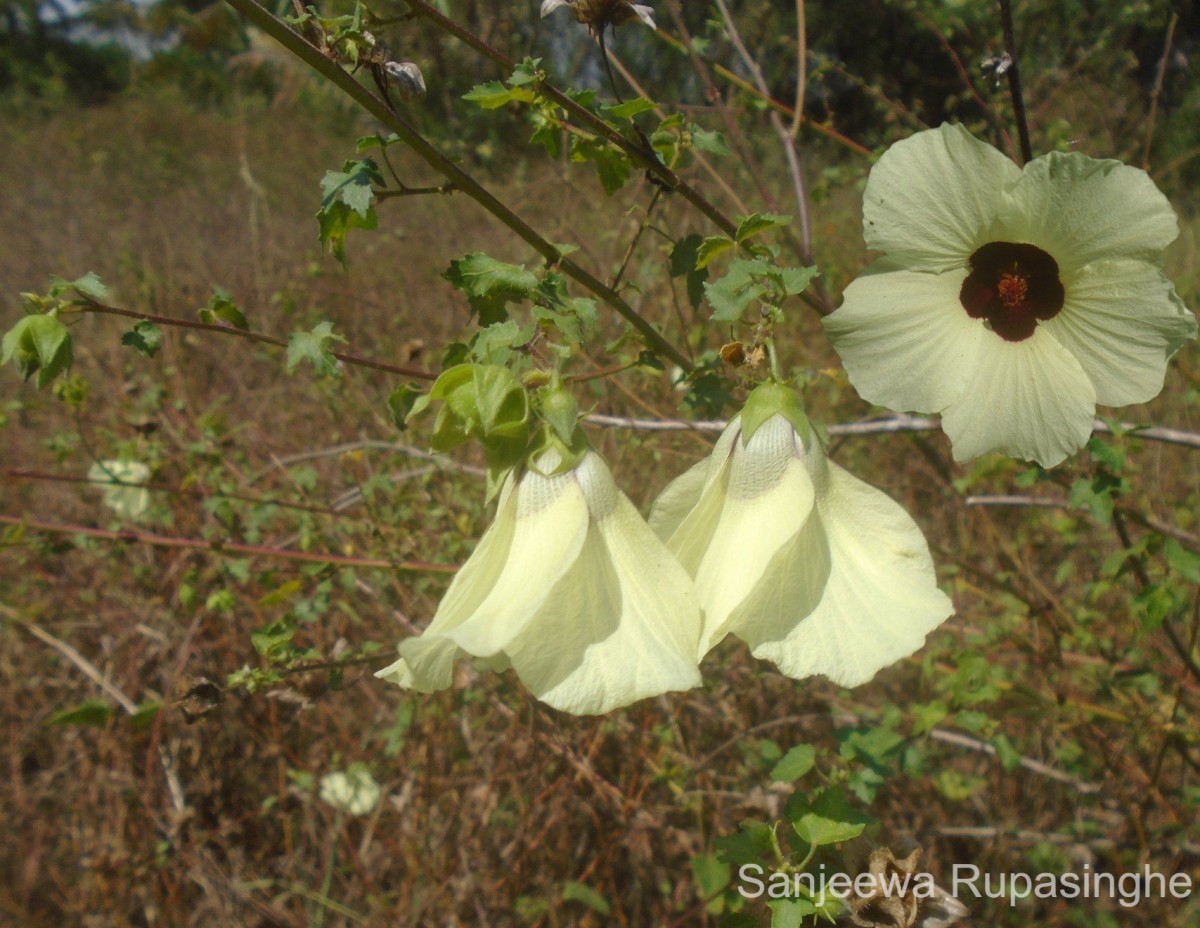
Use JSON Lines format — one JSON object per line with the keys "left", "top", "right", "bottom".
{"left": 198, "top": 289, "right": 249, "bottom": 330}
{"left": 318, "top": 159, "right": 383, "bottom": 264}
{"left": 49, "top": 272, "right": 109, "bottom": 302}
{"left": 561, "top": 881, "right": 610, "bottom": 915}
{"left": 603, "top": 97, "right": 657, "bottom": 119}
{"left": 444, "top": 253, "right": 539, "bottom": 326}
{"left": 770, "top": 744, "right": 817, "bottom": 783}
{"left": 287, "top": 321, "right": 346, "bottom": 377}
{"left": 1, "top": 314, "right": 74, "bottom": 387}
{"left": 769, "top": 897, "right": 818, "bottom": 927}
{"left": 47, "top": 699, "right": 114, "bottom": 727}
{"left": 387, "top": 384, "right": 424, "bottom": 430}
{"left": 121, "top": 320, "right": 162, "bottom": 357}
{"left": 786, "top": 786, "right": 873, "bottom": 846}
{"left": 669, "top": 234, "right": 709, "bottom": 310}
{"left": 735, "top": 213, "right": 792, "bottom": 244}
{"left": 463, "top": 81, "right": 537, "bottom": 109}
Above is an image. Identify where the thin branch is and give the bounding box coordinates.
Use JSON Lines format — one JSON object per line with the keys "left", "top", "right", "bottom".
{"left": 611, "top": 186, "right": 665, "bottom": 291}
{"left": 651, "top": 31, "right": 872, "bottom": 155}
{"left": 1112, "top": 509, "right": 1200, "bottom": 686}
{"left": 965, "top": 494, "right": 1064, "bottom": 508}
{"left": 0, "top": 513, "right": 453, "bottom": 572}
{"left": 73, "top": 300, "right": 436, "bottom": 380}
{"left": 603, "top": 49, "right": 752, "bottom": 213}
{"left": 585, "top": 412, "right": 1200, "bottom": 449}
{"left": 998, "top": 0, "right": 1033, "bottom": 163}
{"left": 935, "top": 826, "right": 1123, "bottom": 852}
{"left": 789, "top": 0, "right": 806, "bottom": 137}
{"left": 400, "top": 0, "right": 735, "bottom": 236}
{"left": 3, "top": 468, "right": 360, "bottom": 519}
{"left": 710, "top": 0, "right": 825, "bottom": 295}
{"left": 1142, "top": 12, "right": 1179, "bottom": 170}
{"left": 911, "top": 7, "right": 1012, "bottom": 157}
{"left": 246, "top": 440, "right": 487, "bottom": 484}
{"left": 929, "top": 726, "right": 1101, "bottom": 794}
{"left": 223, "top": 0, "right": 692, "bottom": 371}
{"left": 23, "top": 621, "right": 139, "bottom": 714}
{"left": 662, "top": 0, "right": 773, "bottom": 215}
{"left": 966, "top": 494, "right": 1200, "bottom": 552}
{"left": 17, "top": 617, "right": 188, "bottom": 814}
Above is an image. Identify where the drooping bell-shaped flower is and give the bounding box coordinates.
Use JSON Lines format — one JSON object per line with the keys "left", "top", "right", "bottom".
{"left": 378, "top": 389, "right": 702, "bottom": 715}
{"left": 823, "top": 123, "right": 1197, "bottom": 468}
{"left": 650, "top": 383, "right": 952, "bottom": 687}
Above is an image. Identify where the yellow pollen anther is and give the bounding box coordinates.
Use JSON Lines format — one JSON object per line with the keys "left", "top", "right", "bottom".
{"left": 997, "top": 271, "right": 1028, "bottom": 307}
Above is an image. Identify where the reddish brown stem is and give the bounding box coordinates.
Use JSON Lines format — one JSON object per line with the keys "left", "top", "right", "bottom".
{"left": 0, "top": 513, "right": 455, "bottom": 572}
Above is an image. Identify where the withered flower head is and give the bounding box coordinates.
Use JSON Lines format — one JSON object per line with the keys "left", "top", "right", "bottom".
{"left": 849, "top": 848, "right": 969, "bottom": 928}
{"left": 541, "top": 0, "right": 656, "bottom": 36}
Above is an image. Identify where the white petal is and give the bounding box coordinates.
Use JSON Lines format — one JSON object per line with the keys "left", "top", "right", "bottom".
{"left": 378, "top": 467, "right": 589, "bottom": 694}
{"left": 749, "top": 447, "right": 953, "bottom": 686}
{"left": 647, "top": 456, "right": 710, "bottom": 541}
{"left": 823, "top": 263, "right": 984, "bottom": 414}
{"left": 1042, "top": 259, "right": 1198, "bottom": 407}
{"left": 665, "top": 417, "right": 819, "bottom": 653}
{"left": 997, "top": 152, "right": 1179, "bottom": 274}
{"left": 940, "top": 330, "right": 1097, "bottom": 467}
{"left": 863, "top": 124, "right": 1020, "bottom": 272}
{"left": 507, "top": 484, "right": 702, "bottom": 715}
{"left": 630, "top": 3, "right": 656, "bottom": 28}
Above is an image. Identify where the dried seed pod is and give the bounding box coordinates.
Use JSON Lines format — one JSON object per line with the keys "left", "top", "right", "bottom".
{"left": 383, "top": 61, "right": 427, "bottom": 101}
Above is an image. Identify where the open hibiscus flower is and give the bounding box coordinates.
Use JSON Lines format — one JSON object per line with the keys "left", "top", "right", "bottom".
{"left": 823, "top": 123, "right": 1197, "bottom": 467}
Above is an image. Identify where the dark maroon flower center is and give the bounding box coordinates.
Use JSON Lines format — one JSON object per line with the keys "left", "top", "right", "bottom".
{"left": 959, "top": 242, "right": 1064, "bottom": 342}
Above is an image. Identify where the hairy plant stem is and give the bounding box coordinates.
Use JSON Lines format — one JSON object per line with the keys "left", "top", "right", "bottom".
{"left": 73, "top": 299, "right": 436, "bottom": 379}
{"left": 998, "top": 0, "right": 1033, "bottom": 163}
{"left": 223, "top": 0, "right": 692, "bottom": 371}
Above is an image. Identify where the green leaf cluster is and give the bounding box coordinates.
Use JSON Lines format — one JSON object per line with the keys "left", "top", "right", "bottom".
{"left": 2, "top": 273, "right": 112, "bottom": 388}
{"left": 317, "top": 158, "right": 384, "bottom": 265}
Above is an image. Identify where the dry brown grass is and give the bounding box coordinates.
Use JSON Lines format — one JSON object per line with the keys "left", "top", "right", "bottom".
{"left": 1, "top": 94, "right": 1199, "bottom": 928}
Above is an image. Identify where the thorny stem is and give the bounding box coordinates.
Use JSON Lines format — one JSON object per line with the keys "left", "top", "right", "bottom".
{"left": 998, "top": 0, "right": 1033, "bottom": 163}
{"left": 223, "top": 0, "right": 692, "bottom": 371}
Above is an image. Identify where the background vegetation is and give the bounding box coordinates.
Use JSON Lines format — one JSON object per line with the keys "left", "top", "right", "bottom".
{"left": 1, "top": 1, "right": 1198, "bottom": 926}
